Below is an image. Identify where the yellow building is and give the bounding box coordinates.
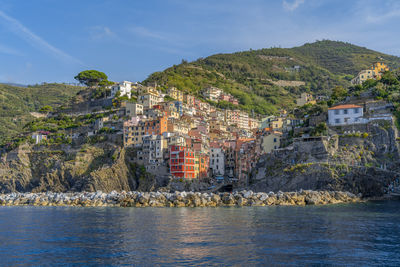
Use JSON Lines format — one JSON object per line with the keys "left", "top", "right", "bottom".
{"left": 351, "top": 69, "right": 374, "bottom": 85}
{"left": 167, "top": 87, "right": 184, "bottom": 101}
{"left": 123, "top": 119, "right": 145, "bottom": 147}
{"left": 248, "top": 118, "right": 260, "bottom": 130}
{"left": 352, "top": 62, "right": 390, "bottom": 85}
{"left": 270, "top": 117, "right": 284, "bottom": 130}
{"left": 138, "top": 89, "right": 161, "bottom": 108}
{"left": 260, "top": 131, "right": 282, "bottom": 154}
{"left": 371, "top": 62, "right": 389, "bottom": 77}
{"left": 194, "top": 154, "right": 200, "bottom": 178}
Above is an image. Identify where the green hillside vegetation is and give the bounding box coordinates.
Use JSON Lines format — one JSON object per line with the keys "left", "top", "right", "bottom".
{"left": 0, "top": 83, "right": 82, "bottom": 144}
{"left": 143, "top": 40, "right": 400, "bottom": 115}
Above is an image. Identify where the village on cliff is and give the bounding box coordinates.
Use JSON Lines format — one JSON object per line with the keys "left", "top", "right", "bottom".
{"left": 15, "top": 61, "right": 399, "bottom": 192}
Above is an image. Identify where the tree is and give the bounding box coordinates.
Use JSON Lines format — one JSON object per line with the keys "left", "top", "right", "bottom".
{"left": 74, "top": 70, "right": 109, "bottom": 87}
{"left": 380, "top": 71, "right": 399, "bottom": 86}
{"left": 39, "top": 105, "right": 53, "bottom": 113}
{"left": 362, "top": 79, "right": 378, "bottom": 89}
{"left": 331, "top": 86, "right": 348, "bottom": 100}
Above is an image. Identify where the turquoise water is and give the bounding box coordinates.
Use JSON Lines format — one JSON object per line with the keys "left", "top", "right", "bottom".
{"left": 0, "top": 201, "right": 399, "bottom": 266}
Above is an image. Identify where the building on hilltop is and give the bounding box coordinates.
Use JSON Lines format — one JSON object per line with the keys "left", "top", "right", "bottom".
{"left": 167, "top": 87, "right": 184, "bottom": 102}
{"left": 351, "top": 70, "right": 374, "bottom": 85}
{"left": 202, "top": 86, "right": 222, "bottom": 102}
{"left": 138, "top": 88, "right": 161, "bottom": 108}
{"left": 371, "top": 62, "right": 389, "bottom": 77}
{"left": 328, "top": 104, "right": 363, "bottom": 126}
{"left": 351, "top": 62, "right": 390, "bottom": 85}
{"left": 110, "top": 81, "right": 133, "bottom": 99}
{"left": 31, "top": 132, "right": 48, "bottom": 144}
{"left": 296, "top": 93, "right": 316, "bottom": 106}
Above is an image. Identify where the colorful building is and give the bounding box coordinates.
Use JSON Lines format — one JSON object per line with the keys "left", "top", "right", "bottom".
{"left": 371, "top": 62, "right": 389, "bottom": 77}
{"left": 169, "top": 145, "right": 196, "bottom": 179}
{"left": 183, "top": 94, "right": 195, "bottom": 107}
{"left": 167, "top": 87, "right": 184, "bottom": 102}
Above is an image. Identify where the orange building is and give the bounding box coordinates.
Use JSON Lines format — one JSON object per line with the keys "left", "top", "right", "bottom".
{"left": 143, "top": 115, "right": 168, "bottom": 135}
{"left": 198, "top": 153, "right": 209, "bottom": 179}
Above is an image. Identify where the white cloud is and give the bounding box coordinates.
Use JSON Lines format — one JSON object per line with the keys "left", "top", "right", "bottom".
{"left": 283, "top": 0, "right": 305, "bottom": 11}
{"left": 0, "top": 43, "right": 22, "bottom": 56}
{"left": 0, "top": 10, "right": 83, "bottom": 65}
{"left": 365, "top": 9, "right": 400, "bottom": 23}
{"left": 88, "top": 26, "right": 116, "bottom": 40}
{"left": 129, "top": 26, "right": 167, "bottom": 40}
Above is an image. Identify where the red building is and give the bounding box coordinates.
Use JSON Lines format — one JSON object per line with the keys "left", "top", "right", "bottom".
{"left": 169, "top": 145, "right": 196, "bottom": 179}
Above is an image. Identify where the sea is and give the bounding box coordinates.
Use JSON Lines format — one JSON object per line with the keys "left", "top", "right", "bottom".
{"left": 0, "top": 201, "right": 399, "bottom": 266}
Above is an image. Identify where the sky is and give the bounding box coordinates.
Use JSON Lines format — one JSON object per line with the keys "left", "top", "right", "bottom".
{"left": 1, "top": 0, "right": 400, "bottom": 84}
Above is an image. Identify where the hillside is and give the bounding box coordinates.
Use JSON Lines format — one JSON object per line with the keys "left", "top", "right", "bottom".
{"left": 143, "top": 40, "right": 400, "bottom": 114}
{"left": 0, "top": 83, "right": 83, "bottom": 144}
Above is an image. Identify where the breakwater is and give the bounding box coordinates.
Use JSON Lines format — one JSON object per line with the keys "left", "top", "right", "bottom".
{"left": 0, "top": 190, "right": 361, "bottom": 207}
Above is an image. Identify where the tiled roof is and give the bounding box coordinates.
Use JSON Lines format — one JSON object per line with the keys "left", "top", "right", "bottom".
{"left": 328, "top": 104, "right": 362, "bottom": 110}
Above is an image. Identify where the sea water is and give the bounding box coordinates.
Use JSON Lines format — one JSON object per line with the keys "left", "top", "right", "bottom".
{"left": 0, "top": 201, "right": 399, "bottom": 266}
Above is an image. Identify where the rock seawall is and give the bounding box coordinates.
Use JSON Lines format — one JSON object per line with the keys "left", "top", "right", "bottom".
{"left": 0, "top": 190, "right": 361, "bottom": 207}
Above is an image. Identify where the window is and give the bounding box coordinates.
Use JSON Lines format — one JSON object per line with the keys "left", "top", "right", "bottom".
{"left": 354, "top": 108, "right": 359, "bottom": 114}
{"left": 335, "top": 118, "right": 341, "bottom": 124}
{"left": 274, "top": 138, "right": 277, "bottom": 142}
{"left": 343, "top": 109, "right": 348, "bottom": 115}
{"left": 334, "top": 110, "right": 339, "bottom": 115}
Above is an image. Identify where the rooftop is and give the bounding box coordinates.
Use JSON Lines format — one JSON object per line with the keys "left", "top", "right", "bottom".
{"left": 328, "top": 104, "right": 362, "bottom": 110}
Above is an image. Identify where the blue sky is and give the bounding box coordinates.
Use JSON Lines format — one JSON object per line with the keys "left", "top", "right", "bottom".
{"left": 1, "top": 0, "right": 400, "bottom": 84}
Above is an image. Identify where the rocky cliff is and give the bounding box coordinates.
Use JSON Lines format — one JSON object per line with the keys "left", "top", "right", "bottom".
{"left": 250, "top": 121, "right": 400, "bottom": 197}
{"left": 0, "top": 143, "right": 161, "bottom": 193}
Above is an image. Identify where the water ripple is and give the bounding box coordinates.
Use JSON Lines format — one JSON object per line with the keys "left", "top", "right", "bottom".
{"left": 0, "top": 201, "right": 399, "bottom": 266}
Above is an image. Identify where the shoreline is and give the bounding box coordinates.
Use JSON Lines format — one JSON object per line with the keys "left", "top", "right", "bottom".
{"left": 0, "top": 190, "right": 362, "bottom": 207}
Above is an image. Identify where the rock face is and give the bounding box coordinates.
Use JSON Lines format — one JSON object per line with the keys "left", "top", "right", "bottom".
{"left": 0, "top": 190, "right": 361, "bottom": 207}
{"left": 250, "top": 121, "right": 400, "bottom": 198}
{"left": 0, "top": 144, "right": 161, "bottom": 193}
{"left": 250, "top": 164, "right": 400, "bottom": 198}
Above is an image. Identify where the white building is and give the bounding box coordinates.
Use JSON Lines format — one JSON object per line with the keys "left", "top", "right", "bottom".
{"left": 31, "top": 132, "right": 47, "bottom": 144}
{"left": 210, "top": 146, "right": 225, "bottom": 176}
{"left": 110, "top": 81, "right": 133, "bottom": 99}
{"left": 202, "top": 87, "right": 222, "bottom": 102}
{"left": 125, "top": 102, "right": 143, "bottom": 117}
{"left": 328, "top": 104, "right": 363, "bottom": 126}
{"left": 142, "top": 135, "right": 167, "bottom": 164}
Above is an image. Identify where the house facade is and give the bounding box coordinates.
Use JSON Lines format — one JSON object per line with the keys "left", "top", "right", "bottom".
{"left": 169, "top": 145, "right": 196, "bottom": 179}
{"left": 328, "top": 104, "right": 363, "bottom": 126}
{"left": 111, "top": 81, "right": 133, "bottom": 98}
{"left": 209, "top": 145, "right": 225, "bottom": 176}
